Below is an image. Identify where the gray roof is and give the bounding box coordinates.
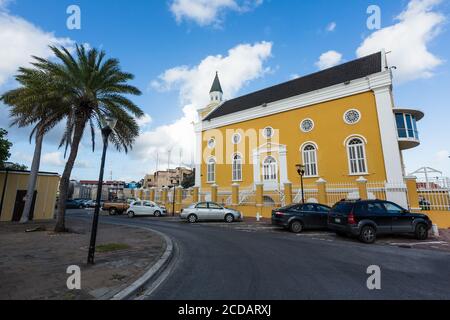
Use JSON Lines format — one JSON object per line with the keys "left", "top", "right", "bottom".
{"left": 204, "top": 52, "right": 383, "bottom": 121}
{"left": 210, "top": 72, "right": 223, "bottom": 93}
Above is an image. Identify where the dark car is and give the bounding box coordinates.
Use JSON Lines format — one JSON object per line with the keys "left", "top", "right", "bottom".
{"left": 66, "top": 199, "right": 85, "bottom": 209}
{"left": 272, "top": 203, "right": 331, "bottom": 233}
{"left": 328, "top": 199, "right": 432, "bottom": 244}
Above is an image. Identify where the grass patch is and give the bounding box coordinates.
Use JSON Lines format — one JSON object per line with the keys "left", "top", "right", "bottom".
{"left": 96, "top": 243, "right": 130, "bottom": 253}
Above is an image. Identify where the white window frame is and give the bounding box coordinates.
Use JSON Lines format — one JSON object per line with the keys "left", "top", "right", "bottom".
{"left": 232, "top": 153, "right": 243, "bottom": 182}
{"left": 231, "top": 133, "right": 242, "bottom": 145}
{"left": 346, "top": 137, "right": 368, "bottom": 175}
{"left": 343, "top": 109, "right": 362, "bottom": 125}
{"left": 207, "top": 138, "right": 216, "bottom": 149}
{"left": 207, "top": 158, "right": 216, "bottom": 183}
{"left": 300, "top": 118, "right": 315, "bottom": 133}
{"left": 263, "top": 156, "right": 278, "bottom": 181}
{"left": 302, "top": 144, "right": 319, "bottom": 177}
{"left": 262, "top": 127, "right": 275, "bottom": 139}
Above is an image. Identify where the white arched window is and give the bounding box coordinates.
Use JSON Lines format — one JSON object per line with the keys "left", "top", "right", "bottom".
{"left": 347, "top": 138, "right": 368, "bottom": 174}
{"left": 207, "top": 158, "right": 216, "bottom": 183}
{"left": 263, "top": 156, "right": 277, "bottom": 181}
{"left": 232, "top": 154, "right": 243, "bottom": 181}
{"left": 302, "top": 144, "right": 318, "bottom": 177}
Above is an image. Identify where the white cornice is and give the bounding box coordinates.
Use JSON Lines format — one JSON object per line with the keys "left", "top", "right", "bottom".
{"left": 201, "top": 71, "right": 392, "bottom": 131}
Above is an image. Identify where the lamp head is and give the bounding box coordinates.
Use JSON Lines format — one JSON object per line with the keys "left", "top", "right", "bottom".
{"left": 101, "top": 115, "right": 118, "bottom": 131}
{"left": 296, "top": 164, "right": 305, "bottom": 176}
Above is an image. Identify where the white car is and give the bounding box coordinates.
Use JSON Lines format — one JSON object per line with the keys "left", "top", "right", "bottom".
{"left": 126, "top": 201, "right": 167, "bottom": 218}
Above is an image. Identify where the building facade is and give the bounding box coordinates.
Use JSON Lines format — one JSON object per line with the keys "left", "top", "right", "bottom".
{"left": 143, "top": 167, "right": 193, "bottom": 189}
{"left": 195, "top": 52, "right": 424, "bottom": 207}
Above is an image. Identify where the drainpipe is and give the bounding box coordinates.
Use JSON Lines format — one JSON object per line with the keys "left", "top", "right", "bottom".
{"left": 0, "top": 169, "right": 9, "bottom": 219}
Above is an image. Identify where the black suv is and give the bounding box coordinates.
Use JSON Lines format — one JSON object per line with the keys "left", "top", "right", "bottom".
{"left": 328, "top": 199, "right": 432, "bottom": 244}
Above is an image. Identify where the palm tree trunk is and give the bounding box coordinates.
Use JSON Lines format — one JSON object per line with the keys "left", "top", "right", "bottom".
{"left": 20, "top": 128, "right": 44, "bottom": 224}
{"left": 54, "top": 118, "right": 86, "bottom": 232}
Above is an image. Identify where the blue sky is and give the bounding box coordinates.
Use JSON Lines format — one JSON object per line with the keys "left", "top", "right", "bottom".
{"left": 0, "top": 0, "right": 449, "bottom": 182}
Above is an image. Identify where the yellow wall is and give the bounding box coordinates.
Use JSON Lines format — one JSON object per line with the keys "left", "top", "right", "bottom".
{"left": 0, "top": 172, "right": 60, "bottom": 222}
{"left": 201, "top": 91, "right": 387, "bottom": 189}
{"left": 422, "top": 211, "right": 450, "bottom": 229}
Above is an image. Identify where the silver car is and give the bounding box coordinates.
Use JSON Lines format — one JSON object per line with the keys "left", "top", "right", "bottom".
{"left": 180, "top": 202, "right": 242, "bottom": 223}
{"left": 127, "top": 201, "right": 167, "bottom": 218}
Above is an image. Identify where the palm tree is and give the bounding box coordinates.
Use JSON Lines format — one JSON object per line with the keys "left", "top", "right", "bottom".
{"left": 31, "top": 45, "right": 143, "bottom": 232}
{"left": 1, "top": 69, "right": 68, "bottom": 223}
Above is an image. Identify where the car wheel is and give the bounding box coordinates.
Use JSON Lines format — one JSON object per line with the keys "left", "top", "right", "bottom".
{"left": 415, "top": 223, "right": 429, "bottom": 240}
{"left": 225, "top": 214, "right": 234, "bottom": 223}
{"left": 188, "top": 214, "right": 198, "bottom": 224}
{"left": 359, "top": 225, "right": 376, "bottom": 244}
{"left": 154, "top": 211, "right": 161, "bottom": 217}
{"left": 289, "top": 220, "right": 303, "bottom": 234}
{"left": 110, "top": 208, "right": 117, "bottom": 216}
{"left": 128, "top": 211, "right": 135, "bottom": 218}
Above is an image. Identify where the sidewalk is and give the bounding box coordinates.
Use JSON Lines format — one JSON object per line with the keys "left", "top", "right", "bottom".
{"left": 0, "top": 217, "right": 165, "bottom": 300}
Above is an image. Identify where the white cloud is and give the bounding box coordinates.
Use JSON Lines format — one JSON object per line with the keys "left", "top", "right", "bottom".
{"left": 136, "top": 113, "right": 153, "bottom": 128}
{"left": 0, "top": 11, "right": 74, "bottom": 87}
{"left": 42, "top": 152, "right": 90, "bottom": 169}
{"left": 170, "top": 0, "right": 263, "bottom": 26}
{"left": 0, "top": 0, "right": 12, "bottom": 11}
{"left": 136, "top": 41, "right": 273, "bottom": 167}
{"left": 326, "top": 22, "right": 336, "bottom": 32}
{"left": 315, "top": 50, "right": 343, "bottom": 70}
{"left": 356, "top": 0, "right": 445, "bottom": 83}
{"left": 436, "top": 150, "right": 449, "bottom": 162}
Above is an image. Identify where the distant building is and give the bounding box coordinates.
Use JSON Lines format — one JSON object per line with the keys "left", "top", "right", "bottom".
{"left": 77, "top": 180, "right": 126, "bottom": 201}
{"left": 143, "top": 167, "right": 193, "bottom": 189}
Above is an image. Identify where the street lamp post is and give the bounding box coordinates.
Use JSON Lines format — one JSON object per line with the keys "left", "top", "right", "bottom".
{"left": 295, "top": 164, "right": 306, "bottom": 204}
{"left": 87, "top": 115, "right": 118, "bottom": 265}
{"left": 171, "top": 178, "right": 179, "bottom": 216}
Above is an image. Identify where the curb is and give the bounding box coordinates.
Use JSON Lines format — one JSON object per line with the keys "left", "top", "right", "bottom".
{"left": 110, "top": 226, "right": 174, "bottom": 300}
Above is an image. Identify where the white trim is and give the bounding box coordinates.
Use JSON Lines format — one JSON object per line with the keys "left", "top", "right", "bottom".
{"left": 207, "top": 138, "right": 216, "bottom": 149}
{"left": 201, "top": 71, "right": 392, "bottom": 131}
{"left": 206, "top": 157, "right": 216, "bottom": 184}
{"left": 231, "top": 153, "right": 243, "bottom": 182}
{"left": 343, "top": 134, "right": 368, "bottom": 147}
{"left": 346, "top": 136, "right": 369, "bottom": 175}
{"left": 343, "top": 109, "right": 362, "bottom": 125}
{"left": 300, "top": 118, "right": 315, "bottom": 133}
{"left": 301, "top": 143, "right": 319, "bottom": 178}
{"left": 231, "top": 133, "right": 242, "bottom": 145}
{"left": 262, "top": 126, "right": 275, "bottom": 139}
{"left": 299, "top": 141, "right": 319, "bottom": 151}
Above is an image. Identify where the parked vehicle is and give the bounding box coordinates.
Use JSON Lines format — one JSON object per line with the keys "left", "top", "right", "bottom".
{"left": 328, "top": 199, "right": 433, "bottom": 244}
{"left": 66, "top": 199, "right": 85, "bottom": 209}
{"left": 180, "top": 202, "right": 242, "bottom": 223}
{"left": 272, "top": 203, "right": 331, "bottom": 233}
{"left": 83, "top": 200, "right": 96, "bottom": 208}
{"left": 102, "top": 198, "right": 138, "bottom": 215}
{"left": 126, "top": 201, "right": 167, "bottom": 218}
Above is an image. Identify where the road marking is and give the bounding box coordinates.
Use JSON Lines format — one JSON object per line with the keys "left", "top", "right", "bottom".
{"left": 388, "top": 241, "right": 446, "bottom": 246}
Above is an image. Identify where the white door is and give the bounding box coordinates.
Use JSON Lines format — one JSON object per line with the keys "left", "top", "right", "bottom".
{"left": 263, "top": 156, "right": 278, "bottom": 190}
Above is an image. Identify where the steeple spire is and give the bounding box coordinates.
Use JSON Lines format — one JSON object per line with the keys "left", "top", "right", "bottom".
{"left": 209, "top": 72, "right": 223, "bottom": 103}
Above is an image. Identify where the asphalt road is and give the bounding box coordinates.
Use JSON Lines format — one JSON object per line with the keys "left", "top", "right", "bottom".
{"left": 70, "top": 211, "right": 450, "bottom": 300}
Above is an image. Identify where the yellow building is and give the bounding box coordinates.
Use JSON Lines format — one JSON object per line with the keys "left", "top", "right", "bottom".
{"left": 0, "top": 169, "right": 60, "bottom": 222}
{"left": 195, "top": 52, "right": 423, "bottom": 208}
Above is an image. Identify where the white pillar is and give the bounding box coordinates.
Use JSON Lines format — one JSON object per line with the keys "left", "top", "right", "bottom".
{"left": 279, "top": 147, "right": 289, "bottom": 188}
{"left": 373, "top": 86, "right": 407, "bottom": 207}
{"left": 194, "top": 125, "right": 202, "bottom": 188}
{"left": 253, "top": 150, "right": 261, "bottom": 185}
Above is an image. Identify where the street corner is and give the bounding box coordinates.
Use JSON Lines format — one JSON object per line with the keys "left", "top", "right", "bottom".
{"left": 0, "top": 218, "right": 166, "bottom": 300}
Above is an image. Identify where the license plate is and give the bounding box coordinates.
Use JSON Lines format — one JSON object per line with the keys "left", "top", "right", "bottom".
{"left": 335, "top": 218, "right": 341, "bottom": 223}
